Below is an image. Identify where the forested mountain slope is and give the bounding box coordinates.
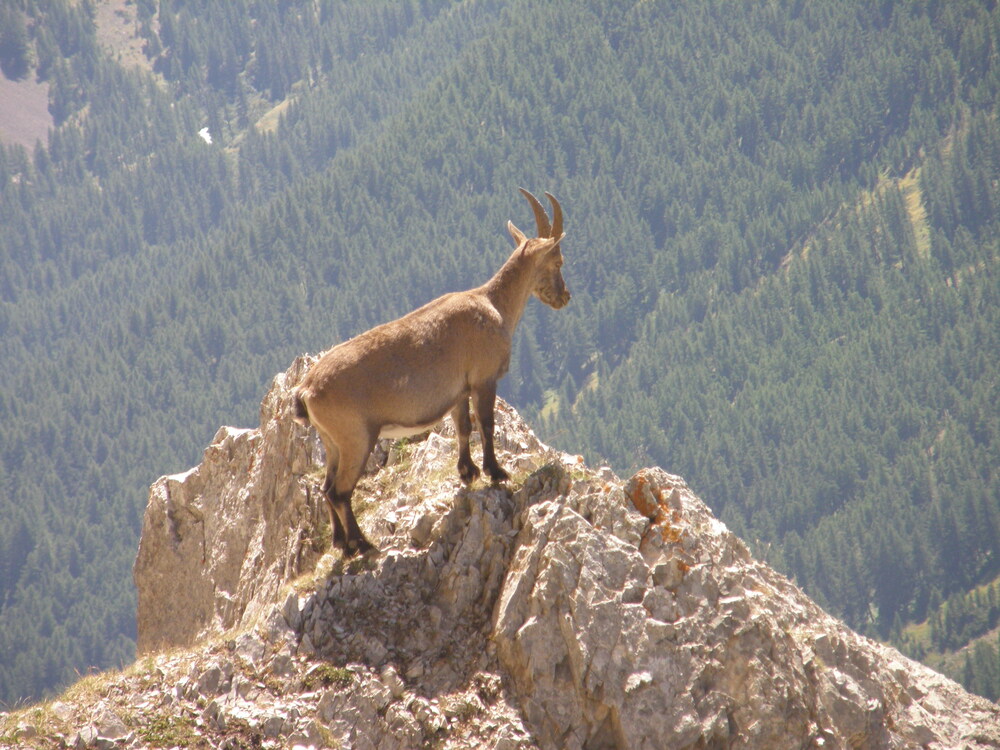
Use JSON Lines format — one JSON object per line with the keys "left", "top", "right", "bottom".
{"left": 0, "top": 0, "right": 997, "bottom": 704}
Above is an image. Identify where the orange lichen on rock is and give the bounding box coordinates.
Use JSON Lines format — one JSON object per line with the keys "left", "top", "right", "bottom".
{"left": 626, "top": 471, "right": 665, "bottom": 519}
{"left": 627, "top": 470, "right": 692, "bottom": 567}
{"left": 656, "top": 510, "right": 684, "bottom": 545}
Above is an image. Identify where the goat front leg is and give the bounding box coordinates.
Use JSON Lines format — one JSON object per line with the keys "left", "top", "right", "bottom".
{"left": 452, "top": 397, "right": 480, "bottom": 484}
{"left": 473, "top": 381, "right": 509, "bottom": 484}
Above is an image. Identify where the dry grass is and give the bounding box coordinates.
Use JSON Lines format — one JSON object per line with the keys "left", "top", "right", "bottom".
{"left": 93, "top": 0, "right": 152, "bottom": 73}
{"left": 899, "top": 167, "right": 931, "bottom": 259}
{"left": 255, "top": 97, "right": 295, "bottom": 134}
{"left": 0, "top": 73, "right": 52, "bottom": 150}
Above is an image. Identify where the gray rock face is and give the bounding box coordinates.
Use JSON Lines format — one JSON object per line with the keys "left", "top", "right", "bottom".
{"left": 133, "top": 355, "right": 325, "bottom": 653}
{"left": 120, "top": 357, "right": 1000, "bottom": 749}
{"left": 492, "top": 466, "right": 1000, "bottom": 749}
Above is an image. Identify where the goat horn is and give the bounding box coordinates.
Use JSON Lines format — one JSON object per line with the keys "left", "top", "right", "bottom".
{"left": 545, "top": 192, "right": 562, "bottom": 239}
{"left": 519, "top": 187, "right": 552, "bottom": 238}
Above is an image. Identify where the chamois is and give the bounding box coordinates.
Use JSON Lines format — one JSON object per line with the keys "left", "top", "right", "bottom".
{"left": 292, "top": 189, "right": 570, "bottom": 556}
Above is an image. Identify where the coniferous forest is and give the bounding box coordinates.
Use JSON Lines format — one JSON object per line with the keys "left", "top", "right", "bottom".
{"left": 1, "top": 0, "right": 998, "bottom": 704}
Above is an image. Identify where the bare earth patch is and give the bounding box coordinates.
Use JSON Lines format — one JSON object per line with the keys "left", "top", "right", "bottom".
{"left": 93, "top": 0, "right": 151, "bottom": 73}
{"left": 0, "top": 72, "right": 52, "bottom": 150}
{"left": 0, "top": 0, "right": 154, "bottom": 151}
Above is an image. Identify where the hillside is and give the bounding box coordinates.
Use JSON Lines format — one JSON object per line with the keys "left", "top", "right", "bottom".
{"left": 4, "top": 361, "right": 1000, "bottom": 749}
{"left": 0, "top": 0, "right": 998, "bottom": 705}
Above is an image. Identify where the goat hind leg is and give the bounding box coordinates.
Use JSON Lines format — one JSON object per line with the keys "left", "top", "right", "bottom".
{"left": 328, "top": 490, "right": 374, "bottom": 557}
{"left": 318, "top": 434, "right": 349, "bottom": 551}
{"left": 320, "top": 481, "right": 345, "bottom": 552}
{"left": 330, "top": 434, "right": 378, "bottom": 557}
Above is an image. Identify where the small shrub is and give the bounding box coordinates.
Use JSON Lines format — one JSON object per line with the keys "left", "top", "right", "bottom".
{"left": 137, "top": 714, "right": 200, "bottom": 748}
{"left": 302, "top": 664, "right": 353, "bottom": 691}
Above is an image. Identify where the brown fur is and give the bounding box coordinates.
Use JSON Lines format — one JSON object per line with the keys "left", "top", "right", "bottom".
{"left": 293, "top": 190, "right": 570, "bottom": 556}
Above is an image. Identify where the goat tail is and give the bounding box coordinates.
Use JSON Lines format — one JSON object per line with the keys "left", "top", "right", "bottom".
{"left": 291, "top": 388, "right": 312, "bottom": 427}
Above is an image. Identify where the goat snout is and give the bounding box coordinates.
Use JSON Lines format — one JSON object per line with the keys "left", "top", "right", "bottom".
{"left": 540, "top": 282, "right": 570, "bottom": 309}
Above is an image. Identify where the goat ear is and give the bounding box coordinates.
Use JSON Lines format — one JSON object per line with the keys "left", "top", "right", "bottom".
{"left": 544, "top": 233, "right": 566, "bottom": 252}
{"left": 507, "top": 220, "right": 527, "bottom": 246}
{"left": 536, "top": 235, "right": 562, "bottom": 254}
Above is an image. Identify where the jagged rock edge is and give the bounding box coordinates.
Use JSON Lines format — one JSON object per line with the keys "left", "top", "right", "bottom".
{"left": 67, "top": 356, "right": 998, "bottom": 749}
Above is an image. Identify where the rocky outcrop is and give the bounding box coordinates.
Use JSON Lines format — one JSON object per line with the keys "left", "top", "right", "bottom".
{"left": 133, "top": 356, "right": 325, "bottom": 653}
{"left": 492, "top": 466, "right": 998, "bottom": 749}
{"left": 9, "top": 357, "right": 999, "bottom": 749}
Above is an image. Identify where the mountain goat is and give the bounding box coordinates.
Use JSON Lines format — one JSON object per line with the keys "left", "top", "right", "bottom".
{"left": 293, "top": 189, "right": 570, "bottom": 556}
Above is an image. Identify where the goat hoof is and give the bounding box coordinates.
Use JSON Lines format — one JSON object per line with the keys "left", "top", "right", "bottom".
{"left": 458, "top": 462, "right": 481, "bottom": 485}
{"left": 343, "top": 536, "right": 376, "bottom": 558}
{"left": 486, "top": 466, "right": 510, "bottom": 485}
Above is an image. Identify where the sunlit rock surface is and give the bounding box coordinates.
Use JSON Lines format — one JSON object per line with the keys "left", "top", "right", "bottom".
{"left": 21, "top": 356, "right": 994, "bottom": 749}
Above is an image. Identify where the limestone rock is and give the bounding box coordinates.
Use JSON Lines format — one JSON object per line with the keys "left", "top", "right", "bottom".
{"left": 133, "top": 356, "right": 325, "bottom": 652}
{"left": 22, "top": 356, "right": 996, "bottom": 750}
{"left": 492, "top": 466, "right": 1000, "bottom": 748}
